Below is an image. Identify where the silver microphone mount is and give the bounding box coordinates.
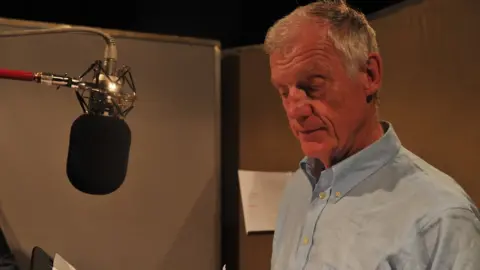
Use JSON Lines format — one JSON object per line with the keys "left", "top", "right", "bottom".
{"left": 0, "top": 25, "right": 137, "bottom": 119}
{"left": 33, "top": 60, "right": 136, "bottom": 118}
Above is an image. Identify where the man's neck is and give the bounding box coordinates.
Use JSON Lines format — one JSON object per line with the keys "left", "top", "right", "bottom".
{"left": 328, "top": 117, "right": 384, "bottom": 168}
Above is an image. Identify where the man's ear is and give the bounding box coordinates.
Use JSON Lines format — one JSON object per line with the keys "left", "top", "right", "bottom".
{"left": 364, "top": 52, "right": 383, "bottom": 100}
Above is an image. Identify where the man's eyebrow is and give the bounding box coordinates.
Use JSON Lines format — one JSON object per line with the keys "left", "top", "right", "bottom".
{"left": 301, "top": 63, "right": 331, "bottom": 77}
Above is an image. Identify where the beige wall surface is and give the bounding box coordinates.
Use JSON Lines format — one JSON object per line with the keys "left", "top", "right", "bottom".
{"left": 0, "top": 19, "right": 221, "bottom": 270}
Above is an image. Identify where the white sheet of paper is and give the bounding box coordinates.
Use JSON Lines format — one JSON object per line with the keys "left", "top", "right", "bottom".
{"left": 53, "top": 253, "right": 76, "bottom": 270}
{"left": 238, "top": 170, "right": 293, "bottom": 234}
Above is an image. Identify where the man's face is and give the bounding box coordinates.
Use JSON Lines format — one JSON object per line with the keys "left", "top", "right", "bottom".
{"left": 269, "top": 21, "right": 380, "bottom": 166}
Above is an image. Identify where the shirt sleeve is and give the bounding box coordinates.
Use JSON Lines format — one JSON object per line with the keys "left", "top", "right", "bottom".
{"left": 407, "top": 207, "right": 480, "bottom": 270}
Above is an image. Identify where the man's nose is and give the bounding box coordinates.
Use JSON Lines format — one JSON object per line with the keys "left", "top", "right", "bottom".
{"left": 285, "top": 87, "right": 312, "bottom": 119}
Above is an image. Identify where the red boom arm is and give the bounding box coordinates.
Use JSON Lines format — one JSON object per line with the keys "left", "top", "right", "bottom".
{"left": 0, "top": 68, "right": 35, "bottom": 81}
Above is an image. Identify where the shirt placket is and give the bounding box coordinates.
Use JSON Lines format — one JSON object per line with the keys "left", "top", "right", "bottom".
{"left": 295, "top": 169, "right": 334, "bottom": 270}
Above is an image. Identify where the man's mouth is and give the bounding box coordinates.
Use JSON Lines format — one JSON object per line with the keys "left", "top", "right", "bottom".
{"left": 299, "top": 127, "right": 325, "bottom": 135}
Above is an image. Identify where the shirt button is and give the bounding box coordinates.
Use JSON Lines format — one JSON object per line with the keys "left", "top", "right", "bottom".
{"left": 335, "top": 191, "right": 341, "bottom": 198}
{"left": 303, "top": 237, "right": 309, "bottom": 244}
{"left": 319, "top": 192, "right": 326, "bottom": 199}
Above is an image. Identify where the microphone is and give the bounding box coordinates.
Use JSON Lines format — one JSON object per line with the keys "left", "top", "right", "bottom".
{"left": 0, "top": 25, "right": 137, "bottom": 195}
{"left": 67, "top": 114, "right": 131, "bottom": 195}
{"left": 67, "top": 60, "right": 136, "bottom": 195}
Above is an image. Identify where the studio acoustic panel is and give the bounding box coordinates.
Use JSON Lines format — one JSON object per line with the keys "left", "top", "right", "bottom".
{"left": 0, "top": 18, "right": 221, "bottom": 270}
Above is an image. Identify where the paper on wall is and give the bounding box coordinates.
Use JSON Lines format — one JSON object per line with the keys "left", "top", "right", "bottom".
{"left": 238, "top": 170, "right": 293, "bottom": 234}
{"left": 53, "top": 253, "right": 77, "bottom": 270}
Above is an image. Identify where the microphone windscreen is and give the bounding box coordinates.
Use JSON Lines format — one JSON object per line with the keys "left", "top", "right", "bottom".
{"left": 66, "top": 114, "right": 131, "bottom": 195}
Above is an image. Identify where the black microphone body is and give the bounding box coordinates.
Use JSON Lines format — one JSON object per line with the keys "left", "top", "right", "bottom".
{"left": 67, "top": 114, "right": 131, "bottom": 195}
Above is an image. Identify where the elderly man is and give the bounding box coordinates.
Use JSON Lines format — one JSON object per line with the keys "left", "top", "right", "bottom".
{"left": 265, "top": 0, "right": 480, "bottom": 269}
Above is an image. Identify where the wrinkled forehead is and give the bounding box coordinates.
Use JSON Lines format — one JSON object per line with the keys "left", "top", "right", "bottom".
{"left": 269, "top": 36, "right": 339, "bottom": 85}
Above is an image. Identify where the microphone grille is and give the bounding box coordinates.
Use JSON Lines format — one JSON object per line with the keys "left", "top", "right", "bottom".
{"left": 66, "top": 114, "right": 131, "bottom": 195}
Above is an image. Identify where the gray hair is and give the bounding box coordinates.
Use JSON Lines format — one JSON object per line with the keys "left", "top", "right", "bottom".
{"left": 264, "top": 0, "right": 379, "bottom": 76}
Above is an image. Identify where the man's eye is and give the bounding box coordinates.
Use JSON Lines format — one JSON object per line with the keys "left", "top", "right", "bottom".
{"left": 299, "top": 84, "right": 317, "bottom": 93}
{"left": 297, "top": 84, "right": 325, "bottom": 98}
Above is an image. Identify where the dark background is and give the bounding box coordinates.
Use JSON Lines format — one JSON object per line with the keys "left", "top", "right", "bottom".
{"left": 0, "top": 0, "right": 405, "bottom": 48}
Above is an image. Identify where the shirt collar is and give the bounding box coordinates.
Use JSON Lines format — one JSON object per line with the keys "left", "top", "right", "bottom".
{"left": 299, "top": 121, "right": 402, "bottom": 202}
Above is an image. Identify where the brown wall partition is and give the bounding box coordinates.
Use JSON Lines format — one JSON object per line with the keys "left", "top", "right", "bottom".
{"left": 221, "top": 0, "right": 480, "bottom": 268}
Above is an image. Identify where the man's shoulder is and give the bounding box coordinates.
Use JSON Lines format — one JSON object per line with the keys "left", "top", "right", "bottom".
{"left": 395, "top": 147, "right": 468, "bottom": 194}
{"left": 384, "top": 146, "right": 476, "bottom": 217}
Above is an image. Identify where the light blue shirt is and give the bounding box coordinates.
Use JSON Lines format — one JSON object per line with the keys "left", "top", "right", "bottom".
{"left": 271, "top": 122, "right": 480, "bottom": 270}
